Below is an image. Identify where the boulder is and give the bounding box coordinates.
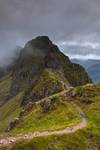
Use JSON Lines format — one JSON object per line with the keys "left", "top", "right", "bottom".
{"left": 81, "top": 98, "right": 93, "bottom": 104}
{"left": 41, "top": 99, "right": 56, "bottom": 112}
{"left": 6, "top": 118, "right": 20, "bottom": 131}
{"left": 19, "top": 102, "right": 35, "bottom": 117}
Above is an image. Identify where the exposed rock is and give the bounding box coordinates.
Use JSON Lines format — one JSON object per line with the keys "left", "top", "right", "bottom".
{"left": 19, "top": 109, "right": 25, "bottom": 117}
{"left": 69, "top": 89, "right": 77, "bottom": 98}
{"left": 19, "top": 102, "right": 35, "bottom": 116}
{"left": 81, "top": 98, "right": 93, "bottom": 104}
{"left": 42, "top": 100, "right": 51, "bottom": 112}
{"left": 41, "top": 99, "right": 56, "bottom": 112}
{"left": 6, "top": 118, "right": 20, "bottom": 131}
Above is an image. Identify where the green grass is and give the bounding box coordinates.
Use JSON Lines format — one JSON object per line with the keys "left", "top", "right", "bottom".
{"left": 11, "top": 98, "right": 81, "bottom": 134}
{"left": 29, "top": 69, "right": 69, "bottom": 101}
{"left": 6, "top": 130, "right": 100, "bottom": 150}
{"left": 6, "top": 131, "right": 87, "bottom": 150}
{"left": 32, "top": 69, "right": 64, "bottom": 92}
{"left": 75, "top": 84, "right": 100, "bottom": 134}
{"left": 6, "top": 84, "right": 100, "bottom": 150}
{"left": 78, "top": 96, "right": 100, "bottom": 136}
{"left": 0, "top": 73, "right": 12, "bottom": 106}
{"left": 0, "top": 92, "right": 24, "bottom": 132}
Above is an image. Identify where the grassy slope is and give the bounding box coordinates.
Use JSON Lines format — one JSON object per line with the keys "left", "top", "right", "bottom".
{"left": 28, "top": 68, "right": 69, "bottom": 101}
{"left": 0, "top": 92, "right": 23, "bottom": 132}
{"left": 0, "top": 73, "right": 12, "bottom": 106}
{"left": 21, "top": 68, "right": 70, "bottom": 105}
{"left": 0, "top": 69, "right": 79, "bottom": 135}
{"left": 31, "top": 69, "right": 65, "bottom": 95}
{"left": 6, "top": 131, "right": 100, "bottom": 150}
{"left": 33, "top": 69, "right": 69, "bottom": 92}
{"left": 11, "top": 98, "right": 81, "bottom": 134}
{"left": 0, "top": 73, "right": 24, "bottom": 132}
{"left": 75, "top": 84, "right": 100, "bottom": 135}
{"left": 7, "top": 84, "right": 100, "bottom": 150}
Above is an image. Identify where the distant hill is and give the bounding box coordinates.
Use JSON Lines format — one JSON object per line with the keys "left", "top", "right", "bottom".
{"left": 72, "top": 59, "right": 100, "bottom": 83}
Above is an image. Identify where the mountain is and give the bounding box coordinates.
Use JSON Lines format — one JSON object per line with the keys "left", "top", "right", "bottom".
{"left": 88, "top": 63, "right": 100, "bottom": 83}
{"left": 72, "top": 59, "right": 100, "bottom": 83}
{"left": 0, "top": 36, "right": 100, "bottom": 150}
{"left": 0, "top": 36, "right": 92, "bottom": 128}
{"left": 10, "top": 36, "right": 92, "bottom": 105}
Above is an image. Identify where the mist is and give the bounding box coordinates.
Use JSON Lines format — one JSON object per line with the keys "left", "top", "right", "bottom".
{"left": 0, "top": 0, "right": 100, "bottom": 66}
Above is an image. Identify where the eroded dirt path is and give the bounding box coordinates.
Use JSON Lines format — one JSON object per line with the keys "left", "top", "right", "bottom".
{"left": 0, "top": 90, "right": 87, "bottom": 147}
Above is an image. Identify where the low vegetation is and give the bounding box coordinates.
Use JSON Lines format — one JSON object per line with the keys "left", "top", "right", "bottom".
{"left": 0, "top": 73, "right": 12, "bottom": 106}
{"left": 10, "top": 97, "right": 81, "bottom": 134}
{"left": 5, "top": 84, "right": 100, "bottom": 150}
{"left": 0, "top": 92, "right": 24, "bottom": 132}
{"left": 0, "top": 36, "right": 99, "bottom": 150}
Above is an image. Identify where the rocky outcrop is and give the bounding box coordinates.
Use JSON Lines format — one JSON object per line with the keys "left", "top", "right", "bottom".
{"left": 41, "top": 97, "right": 57, "bottom": 112}
{"left": 6, "top": 118, "right": 20, "bottom": 131}
{"left": 19, "top": 102, "right": 35, "bottom": 116}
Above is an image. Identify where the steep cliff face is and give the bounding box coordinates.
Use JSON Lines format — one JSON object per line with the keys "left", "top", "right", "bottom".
{"left": 10, "top": 36, "right": 92, "bottom": 104}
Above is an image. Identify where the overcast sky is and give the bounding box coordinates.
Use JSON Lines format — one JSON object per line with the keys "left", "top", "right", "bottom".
{"left": 0, "top": 0, "right": 100, "bottom": 65}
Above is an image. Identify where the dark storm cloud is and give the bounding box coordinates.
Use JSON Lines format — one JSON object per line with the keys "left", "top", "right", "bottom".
{"left": 0, "top": 0, "right": 100, "bottom": 64}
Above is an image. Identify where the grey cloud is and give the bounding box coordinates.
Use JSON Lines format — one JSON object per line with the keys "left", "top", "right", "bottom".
{"left": 61, "top": 45, "right": 100, "bottom": 55}
{"left": 0, "top": 0, "right": 100, "bottom": 64}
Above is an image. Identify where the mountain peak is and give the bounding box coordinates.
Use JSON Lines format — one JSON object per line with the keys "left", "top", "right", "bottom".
{"left": 34, "top": 36, "right": 51, "bottom": 42}
{"left": 30, "top": 36, "right": 52, "bottom": 47}
{"left": 26, "top": 35, "right": 52, "bottom": 47}
{"left": 11, "top": 36, "right": 92, "bottom": 99}
{"left": 22, "top": 36, "right": 56, "bottom": 58}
